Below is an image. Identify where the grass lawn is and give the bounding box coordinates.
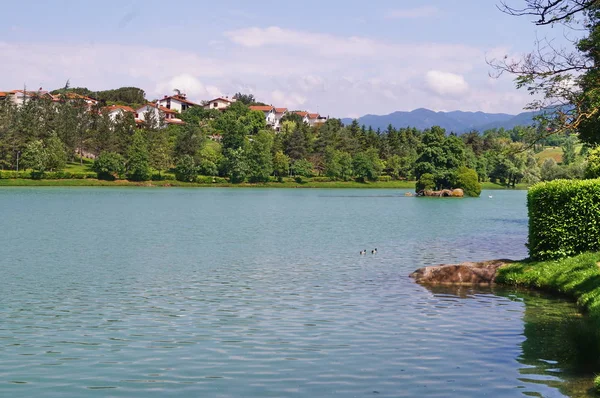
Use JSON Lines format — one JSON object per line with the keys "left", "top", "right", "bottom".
{"left": 497, "top": 252, "right": 600, "bottom": 319}
{"left": 0, "top": 178, "right": 531, "bottom": 190}
{"left": 64, "top": 159, "right": 94, "bottom": 173}
{"left": 0, "top": 178, "right": 417, "bottom": 189}
{"left": 535, "top": 146, "right": 564, "bottom": 164}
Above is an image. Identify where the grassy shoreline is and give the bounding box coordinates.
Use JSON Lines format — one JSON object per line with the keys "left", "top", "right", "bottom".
{"left": 496, "top": 252, "right": 600, "bottom": 320}
{"left": 0, "top": 178, "right": 528, "bottom": 189}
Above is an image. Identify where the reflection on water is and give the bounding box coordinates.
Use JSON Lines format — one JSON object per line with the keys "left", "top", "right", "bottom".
{"left": 1, "top": 188, "right": 596, "bottom": 397}
{"left": 423, "top": 285, "right": 600, "bottom": 397}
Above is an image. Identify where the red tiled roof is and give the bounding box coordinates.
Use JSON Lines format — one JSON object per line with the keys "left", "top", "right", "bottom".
{"left": 54, "top": 92, "right": 97, "bottom": 102}
{"left": 0, "top": 92, "right": 6, "bottom": 97}
{"left": 308, "top": 113, "right": 320, "bottom": 119}
{"left": 249, "top": 105, "right": 274, "bottom": 112}
{"left": 140, "top": 103, "right": 178, "bottom": 114}
{"left": 207, "top": 97, "right": 233, "bottom": 103}
{"left": 295, "top": 111, "right": 308, "bottom": 117}
{"left": 104, "top": 105, "right": 135, "bottom": 113}
{"left": 159, "top": 95, "right": 199, "bottom": 107}
{"left": 275, "top": 107, "right": 287, "bottom": 113}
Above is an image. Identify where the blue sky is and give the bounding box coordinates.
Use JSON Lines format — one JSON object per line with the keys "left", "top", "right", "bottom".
{"left": 0, "top": 0, "right": 575, "bottom": 117}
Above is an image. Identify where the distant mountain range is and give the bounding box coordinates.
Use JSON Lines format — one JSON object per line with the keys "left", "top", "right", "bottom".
{"left": 341, "top": 108, "right": 539, "bottom": 134}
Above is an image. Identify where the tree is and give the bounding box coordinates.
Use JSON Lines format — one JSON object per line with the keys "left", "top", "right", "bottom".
{"left": 93, "top": 152, "right": 126, "bottom": 180}
{"left": 352, "top": 149, "right": 382, "bottom": 182}
{"left": 126, "top": 131, "right": 151, "bottom": 181}
{"left": 491, "top": 1, "right": 600, "bottom": 145}
{"left": 149, "top": 133, "right": 172, "bottom": 175}
{"left": 455, "top": 167, "right": 482, "bottom": 197}
{"left": 291, "top": 159, "right": 313, "bottom": 182}
{"left": 196, "top": 141, "right": 222, "bottom": 176}
{"left": 222, "top": 147, "right": 248, "bottom": 183}
{"left": 585, "top": 146, "right": 600, "bottom": 178}
{"left": 175, "top": 155, "right": 198, "bottom": 182}
{"left": 232, "top": 92, "right": 256, "bottom": 105}
{"left": 45, "top": 134, "right": 67, "bottom": 171}
{"left": 561, "top": 135, "right": 577, "bottom": 165}
{"left": 21, "top": 140, "right": 48, "bottom": 175}
{"left": 273, "top": 150, "right": 290, "bottom": 181}
{"left": 246, "top": 130, "right": 273, "bottom": 182}
{"left": 416, "top": 173, "right": 435, "bottom": 192}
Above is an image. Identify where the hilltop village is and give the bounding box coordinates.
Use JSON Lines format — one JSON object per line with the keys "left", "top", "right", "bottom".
{"left": 0, "top": 89, "right": 328, "bottom": 131}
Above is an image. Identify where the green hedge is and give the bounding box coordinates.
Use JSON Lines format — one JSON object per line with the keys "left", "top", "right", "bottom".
{"left": 0, "top": 171, "right": 32, "bottom": 179}
{"left": 0, "top": 170, "right": 97, "bottom": 179}
{"left": 528, "top": 178, "right": 600, "bottom": 260}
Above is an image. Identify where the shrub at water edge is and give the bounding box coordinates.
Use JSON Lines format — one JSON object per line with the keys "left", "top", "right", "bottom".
{"left": 416, "top": 173, "right": 435, "bottom": 192}
{"left": 93, "top": 152, "right": 126, "bottom": 180}
{"left": 528, "top": 178, "right": 600, "bottom": 260}
{"left": 455, "top": 167, "right": 482, "bottom": 197}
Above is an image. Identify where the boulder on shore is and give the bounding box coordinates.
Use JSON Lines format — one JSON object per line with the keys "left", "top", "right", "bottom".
{"left": 410, "top": 259, "right": 513, "bottom": 285}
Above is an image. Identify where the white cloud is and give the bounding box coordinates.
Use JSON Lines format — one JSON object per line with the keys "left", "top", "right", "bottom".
{"left": 424, "top": 70, "right": 470, "bottom": 97}
{"left": 155, "top": 74, "right": 222, "bottom": 103}
{"left": 0, "top": 29, "right": 531, "bottom": 118}
{"left": 386, "top": 6, "right": 439, "bottom": 19}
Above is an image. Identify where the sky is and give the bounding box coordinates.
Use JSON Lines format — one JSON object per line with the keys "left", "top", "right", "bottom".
{"left": 0, "top": 0, "right": 577, "bottom": 117}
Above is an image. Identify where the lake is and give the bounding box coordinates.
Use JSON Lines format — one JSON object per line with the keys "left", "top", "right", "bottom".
{"left": 1, "top": 188, "right": 598, "bottom": 397}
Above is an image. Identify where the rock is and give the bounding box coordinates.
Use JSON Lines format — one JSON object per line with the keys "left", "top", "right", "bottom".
{"left": 410, "top": 259, "right": 513, "bottom": 285}
{"left": 451, "top": 188, "right": 464, "bottom": 197}
{"left": 418, "top": 189, "right": 464, "bottom": 197}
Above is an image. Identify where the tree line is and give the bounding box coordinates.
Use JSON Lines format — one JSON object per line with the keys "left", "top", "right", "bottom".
{"left": 0, "top": 92, "right": 591, "bottom": 195}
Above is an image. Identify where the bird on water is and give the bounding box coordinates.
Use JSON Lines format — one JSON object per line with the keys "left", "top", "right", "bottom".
{"left": 371, "top": 248, "right": 378, "bottom": 254}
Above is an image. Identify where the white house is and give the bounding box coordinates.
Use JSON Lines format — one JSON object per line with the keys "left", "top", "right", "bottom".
{"left": 308, "top": 113, "right": 327, "bottom": 127}
{"left": 294, "top": 111, "right": 310, "bottom": 124}
{"left": 204, "top": 97, "right": 236, "bottom": 110}
{"left": 53, "top": 92, "right": 98, "bottom": 109}
{"left": 273, "top": 107, "right": 288, "bottom": 131}
{"left": 104, "top": 105, "right": 135, "bottom": 121}
{"left": 135, "top": 103, "right": 184, "bottom": 127}
{"left": 2, "top": 89, "right": 54, "bottom": 106}
{"left": 249, "top": 105, "right": 277, "bottom": 128}
{"left": 157, "top": 93, "right": 198, "bottom": 113}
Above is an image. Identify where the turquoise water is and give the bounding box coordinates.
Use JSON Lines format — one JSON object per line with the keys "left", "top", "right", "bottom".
{"left": 1, "top": 188, "right": 598, "bottom": 397}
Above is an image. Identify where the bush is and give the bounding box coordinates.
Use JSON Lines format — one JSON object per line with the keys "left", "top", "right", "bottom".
{"left": 416, "top": 173, "right": 435, "bottom": 192}
{"left": 0, "top": 170, "right": 32, "bottom": 179}
{"left": 175, "top": 155, "right": 198, "bottom": 182}
{"left": 378, "top": 175, "right": 392, "bottom": 182}
{"left": 93, "top": 152, "right": 126, "bottom": 181}
{"left": 455, "top": 167, "right": 481, "bottom": 197}
{"left": 528, "top": 178, "right": 600, "bottom": 260}
{"left": 311, "top": 176, "right": 332, "bottom": 182}
{"left": 585, "top": 147, "right": 600, "bottom": 179}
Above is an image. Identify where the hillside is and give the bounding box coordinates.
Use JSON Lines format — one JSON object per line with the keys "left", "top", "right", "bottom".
{"left": 341, "top": 108, "right": 539, "bottom": 133}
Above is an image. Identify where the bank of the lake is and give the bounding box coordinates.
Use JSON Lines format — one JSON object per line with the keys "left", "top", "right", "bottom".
{"left": 0, "top": 178, "right": 528, "bottom": 189}
{"left": 496, "top": 252, "right": 600, "bottom": 320}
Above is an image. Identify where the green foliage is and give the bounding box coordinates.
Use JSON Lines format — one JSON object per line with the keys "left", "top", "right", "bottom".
{"left": 528, "top": 178, "right": 600, "bottom": 260}
{"left": 454, "top": 167, "right": 481, "bottom": 197}
{"left": 595, "top": 375, "right": 600, "bottom": 393}
{"left": 496, "top": 252, "right": 600, "bottom": 321}
{"left": 232, "top": 92, "right": 256, "bottom": 105}
{"left": 45, "top": 134, "right": 67, "bottom": 171}
{"left": 586, "top": 147, "right": 600, "bottom": 179}
{"left": 352, "top": 148, "right": 382, "bottom": 182}
{"left": 175, "top": 155, "right": 198, "bottom": 182}
{"left": 416, "top": 173, "right": 435, "bottom": 192}
{"left": 126, "top": 131, "right": 151, "bottom": 181}
{"left": 92, "top": 152, "right": 126, "bottom": 180}
{"left": 291, "top": 159, "right": 314, "bottom": 178}
{"left": 273, "top": 150, "right": 290, "bottom": 181}
{"left": 222, "top": 148, "right": 248, "bottom": 183}
{"left": 196, "top": 141, "right": 222, "bottom": 176}
{"left": 21, "top": 140, "right": 48, "bottom": 173}
{"left": 246, "top": 131, "right": 273, "bottom": 182}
